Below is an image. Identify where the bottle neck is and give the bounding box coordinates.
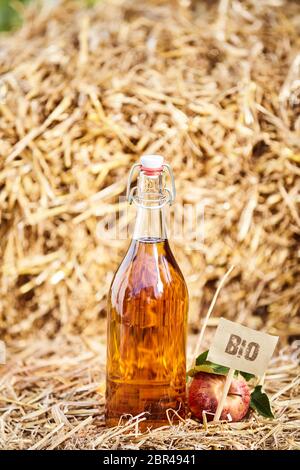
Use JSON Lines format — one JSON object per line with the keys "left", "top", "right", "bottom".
{"left": 132, "top": 171, "right": 168, "bottom": 241}
{"left": 133, "top": 206, "right": 167, "bottom": 241}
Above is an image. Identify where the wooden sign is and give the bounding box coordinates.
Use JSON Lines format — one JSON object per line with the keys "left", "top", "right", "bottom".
{"left": 207, "top": 318, "right": 278, "bottom": 376}
{"left": 207, "top": 318, "right": 278, "bottom": 422}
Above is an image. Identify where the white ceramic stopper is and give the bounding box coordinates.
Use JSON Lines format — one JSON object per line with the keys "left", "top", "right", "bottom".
{"left": 140, "top": 154, "right": 164, "bottom": 169}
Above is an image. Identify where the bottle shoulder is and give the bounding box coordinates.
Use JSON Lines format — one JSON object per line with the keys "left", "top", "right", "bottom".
{"left": 109, "top": 239, "right": 188, "bottom": 301}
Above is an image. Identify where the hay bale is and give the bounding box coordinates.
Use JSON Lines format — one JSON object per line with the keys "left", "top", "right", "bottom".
{"left": 1, "top": 1, "right": 300, "bottom": 450}
{"left": 0, "top": 0, "right": 299, "bottom": 340}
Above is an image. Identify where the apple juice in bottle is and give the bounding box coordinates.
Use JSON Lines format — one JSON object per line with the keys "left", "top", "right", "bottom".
{"left": 106, "top": 155, "right": 188, "bottom": 428}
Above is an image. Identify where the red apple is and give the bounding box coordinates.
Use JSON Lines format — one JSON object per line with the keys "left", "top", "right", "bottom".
{"left": 188, "top": 372, "right": 250, "bottom": 422}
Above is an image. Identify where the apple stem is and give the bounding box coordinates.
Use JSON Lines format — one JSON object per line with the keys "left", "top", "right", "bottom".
{"left": 213, "top": 367, "right": 235, "bottom": 422}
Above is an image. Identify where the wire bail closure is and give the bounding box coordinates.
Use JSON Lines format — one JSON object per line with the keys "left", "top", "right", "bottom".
{"left": 126, "top": 163, "right": 176, "bottom": 209}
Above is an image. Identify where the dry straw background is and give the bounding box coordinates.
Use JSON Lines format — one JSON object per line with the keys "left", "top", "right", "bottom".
{"left": 0, "top": 0, "right": 299, "bottom": 450}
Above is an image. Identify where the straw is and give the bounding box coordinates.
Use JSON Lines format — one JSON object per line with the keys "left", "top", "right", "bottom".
{"left": 0, "top": 0, "right": 300, "bottom": 451}
{"left": 0, "top": 333, "right": 299, "bottom": 450}
{"left": 0, "top": 0, "right": 299, "bottom": 339}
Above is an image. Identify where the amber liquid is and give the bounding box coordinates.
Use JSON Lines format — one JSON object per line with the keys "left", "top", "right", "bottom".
{"left": 106, "top": 237, "right": 188, "bottom": 428}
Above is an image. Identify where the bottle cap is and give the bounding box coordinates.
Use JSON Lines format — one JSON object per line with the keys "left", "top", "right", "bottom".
{"left": 127, "top": 155, "right": 176, "bottom": 206}
{"left": 140, "top": 154, "right": 164, "bottom": 172}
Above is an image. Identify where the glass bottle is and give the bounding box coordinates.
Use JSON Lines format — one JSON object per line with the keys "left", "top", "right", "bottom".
{"left": 105, "top": 154, "right": 188, "bottom": 429}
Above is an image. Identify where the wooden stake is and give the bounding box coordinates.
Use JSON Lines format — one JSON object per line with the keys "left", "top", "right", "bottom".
{"left": 0, "top": 340, "right": 6, "bottom": 364}
{"left": 258, "top": 372, "right": 265, "bottom": 387}
{"left": 191, "top": 265, "right": 235, "bottom": 367}
{"left": 213, "top": 367, "right": 235, "bottom": 422}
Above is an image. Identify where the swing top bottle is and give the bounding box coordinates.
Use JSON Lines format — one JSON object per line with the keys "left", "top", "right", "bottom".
{"left": 106, "top": 154, "right": 188, "bottom": 428}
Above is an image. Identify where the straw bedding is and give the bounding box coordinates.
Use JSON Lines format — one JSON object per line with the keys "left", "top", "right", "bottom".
{"left": 1, "top": 333, "right": 299, "bottom": 449}
{"left": 0, "top": 0, "right": 299, "bottom": 450}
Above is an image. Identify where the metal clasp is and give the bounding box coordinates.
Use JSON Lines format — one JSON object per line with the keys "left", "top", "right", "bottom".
{"left": 126, "top": 162, "right": 176, "bottom": 208}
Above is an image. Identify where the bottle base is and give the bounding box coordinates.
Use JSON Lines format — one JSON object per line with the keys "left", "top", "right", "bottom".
{"left": 105, "top": 414, "right": 185, "bottom": 431}
{"left": 105, "top": 379, "right": 186, "bottom": 431}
